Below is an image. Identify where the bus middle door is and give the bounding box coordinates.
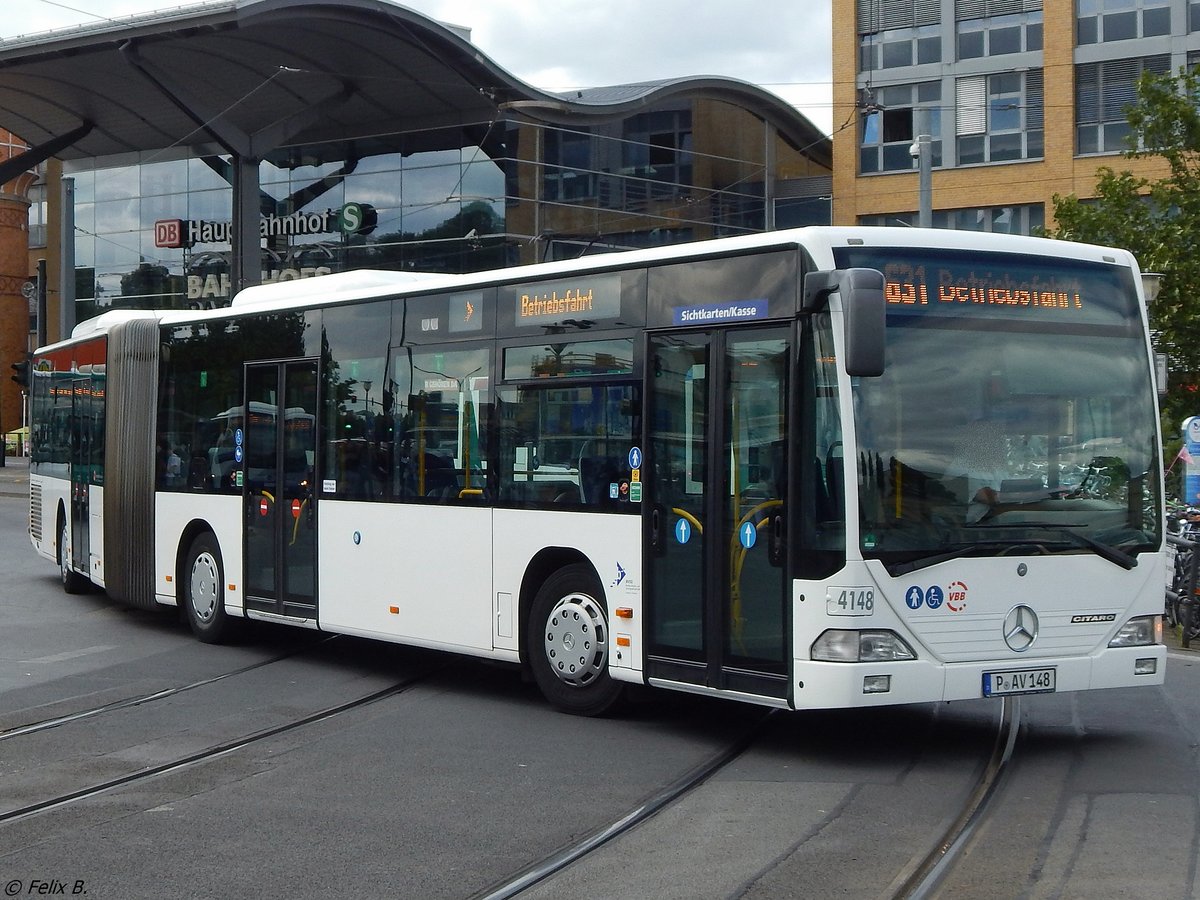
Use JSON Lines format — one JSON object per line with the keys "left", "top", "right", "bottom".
{"left": 243, "top": 360, "right": 319, "bottom": 622}
{"left": 644, "top": 326, "right": 791, "bottom": 702}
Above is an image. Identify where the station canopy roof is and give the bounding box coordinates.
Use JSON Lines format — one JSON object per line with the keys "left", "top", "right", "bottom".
{"left": 0, "top": 0, "right": 831, "bottom": 173}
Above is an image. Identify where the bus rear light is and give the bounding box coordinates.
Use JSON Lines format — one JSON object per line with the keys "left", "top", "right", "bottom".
{"left": 1107, "top": 616, "right": 1159, "bottom": 648}
{"left": 615, "top": 607, "right": 633, "bottom": 619}
{"left": 811, "top": 630, "right": 917, "bottom": 663}
{"left": 863, "top": 675, "right": 891, "bottom": 694}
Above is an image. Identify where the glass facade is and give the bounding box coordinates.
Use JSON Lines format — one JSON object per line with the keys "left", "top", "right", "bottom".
{"left": 859, "top": 202, "right": 1045, "bottom": 233}
{"left": 66, "top": 100, "right": 829, "bottom": 324}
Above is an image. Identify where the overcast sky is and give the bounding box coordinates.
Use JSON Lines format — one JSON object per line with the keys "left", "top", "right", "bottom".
{"left": 6, "top": 0, "right": 834, "bottom": 134}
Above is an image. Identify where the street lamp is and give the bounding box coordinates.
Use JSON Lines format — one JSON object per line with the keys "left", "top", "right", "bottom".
{"left": 911, "top": 108, "right": 933, "bottom": 228}
{"left": 1141, "top": 272, "right": 1163, "bottom": 305}
{"left": 1141, "top": 272, "right": 1166, "bottom": 395}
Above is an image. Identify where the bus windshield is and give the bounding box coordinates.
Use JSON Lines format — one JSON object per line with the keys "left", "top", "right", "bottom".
{"left": 835, "top": 246, "right": 1161, "bottom": 573}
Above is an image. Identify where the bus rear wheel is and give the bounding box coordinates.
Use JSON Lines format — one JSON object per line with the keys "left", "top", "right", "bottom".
{"left": 58, "top": 517, "right": 88, "bottom": 595}
{"left": 183, "top": 532, "right": 238, "bottom": 644}
{"left": 528, "top": 563, "right": 624, "bottom": 716}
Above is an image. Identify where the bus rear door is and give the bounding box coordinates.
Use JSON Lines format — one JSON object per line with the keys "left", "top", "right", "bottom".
{"left": 644, "top": 326, "right": 791, "bottom": 703}
{"left": 69, "top": 375, "right": 94, "bottom": 579}
{"left": 243, "top": 360, "right": 319, "bottom": 621}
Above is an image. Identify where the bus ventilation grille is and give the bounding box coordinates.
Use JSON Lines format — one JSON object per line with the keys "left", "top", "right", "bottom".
{"left": 29, "top": 481, "right": 42, "bottom": 542}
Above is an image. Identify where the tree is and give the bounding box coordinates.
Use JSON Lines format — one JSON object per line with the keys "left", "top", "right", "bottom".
{"left": 1043, "top": 67, "right": 1200, "bottom": 453}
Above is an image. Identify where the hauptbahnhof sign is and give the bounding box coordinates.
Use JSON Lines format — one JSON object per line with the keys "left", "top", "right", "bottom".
{"left": 155, "top": 203, "right": 377, "bottom": 248}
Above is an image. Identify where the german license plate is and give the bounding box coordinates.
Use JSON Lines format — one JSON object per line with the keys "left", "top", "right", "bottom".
{"left": 982, "top": 667, "right": 1056, "bottom": 697}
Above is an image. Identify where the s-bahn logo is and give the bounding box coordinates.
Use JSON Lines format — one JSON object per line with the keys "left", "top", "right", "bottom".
{"left": 154, "top": 202, "right": 377, "bottom": 248}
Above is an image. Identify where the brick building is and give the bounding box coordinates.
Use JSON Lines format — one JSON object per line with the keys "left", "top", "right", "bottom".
{"left": 832, "top": 0, "right": 1195, "bottom": 231}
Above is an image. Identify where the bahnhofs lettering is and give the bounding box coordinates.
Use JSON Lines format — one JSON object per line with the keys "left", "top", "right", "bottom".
{"left": 520, "top": 288, "right": 594, "bottom": 319}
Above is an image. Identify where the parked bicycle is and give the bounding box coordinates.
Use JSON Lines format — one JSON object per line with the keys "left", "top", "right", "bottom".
{"left": 1166, "top": 502, "right": 1200, "bottom": 645}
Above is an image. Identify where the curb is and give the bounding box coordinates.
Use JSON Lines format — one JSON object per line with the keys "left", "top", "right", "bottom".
{"left": 1165, "top": 627, "right": 1199, "bottom": 652}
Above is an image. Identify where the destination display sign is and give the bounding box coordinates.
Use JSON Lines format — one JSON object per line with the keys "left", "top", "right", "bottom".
{"left": 509, "top": 273, "right": 622, "bottom": 328}
{"left": 881, "top": 262, "right": 1082, "bottom": 311}
{"left": 832, "top": 246, "right": 1139, "bottom": 328}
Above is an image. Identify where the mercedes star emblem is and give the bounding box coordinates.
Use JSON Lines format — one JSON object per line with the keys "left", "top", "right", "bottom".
{"left": 1003, "top": 605, "right": 1039, "bottom": 652}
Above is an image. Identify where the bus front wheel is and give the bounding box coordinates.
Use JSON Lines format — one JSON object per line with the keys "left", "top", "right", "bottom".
{"left": 527, "top": 563, "right": 624, "bottom": 716}
{"left": 183, "top": 532, "right": 238, "bottom": 644}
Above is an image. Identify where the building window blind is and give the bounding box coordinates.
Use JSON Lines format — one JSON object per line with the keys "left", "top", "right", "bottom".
{"left": 956, "top": 77, "right": 987, "bottom": 135}
{"left": 858, "top": 0, "right": 940, "bottom": 33}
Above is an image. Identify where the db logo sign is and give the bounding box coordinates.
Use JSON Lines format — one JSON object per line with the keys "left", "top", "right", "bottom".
{"left": 154, "top": 219, "right": 185, "bottom": 248}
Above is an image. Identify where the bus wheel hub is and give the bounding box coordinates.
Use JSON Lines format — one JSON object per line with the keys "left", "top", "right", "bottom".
{"left": 544, "top": 594, "right": 608, "bottom": 687}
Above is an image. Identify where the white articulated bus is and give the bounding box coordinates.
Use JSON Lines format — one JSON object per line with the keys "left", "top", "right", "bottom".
{"left": 27, "top": 227, "right": 1166, "bottom": 714}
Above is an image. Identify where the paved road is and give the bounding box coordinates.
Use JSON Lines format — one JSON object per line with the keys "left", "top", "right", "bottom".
{"left": 0, "top": 453, "right": 27, "bottom": 497}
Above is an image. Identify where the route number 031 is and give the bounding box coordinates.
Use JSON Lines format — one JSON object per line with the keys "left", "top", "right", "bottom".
{"left": 827, "top": 587, "right": 875, "bottom": 616}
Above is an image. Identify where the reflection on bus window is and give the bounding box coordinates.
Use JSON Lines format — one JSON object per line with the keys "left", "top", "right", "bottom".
{"left": 384, "top": 346, "right": 491, "bottom": 503}
{"left": 156, "top": 319, "right": 250, "bottom": 494}
{"left": 498, "top": 383, "right": 639, "bottom": 511}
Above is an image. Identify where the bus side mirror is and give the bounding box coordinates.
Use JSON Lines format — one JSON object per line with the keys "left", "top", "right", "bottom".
{"left": 803, "top": 268, "right": 885, "bottom": 377}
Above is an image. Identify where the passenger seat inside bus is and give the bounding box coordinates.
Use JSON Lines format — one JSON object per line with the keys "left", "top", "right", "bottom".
{"left": 422, "top": 451, "right": 459, "bottom": 500}
{"left": 579, "top": 456, "right": 623, "bottom": 507}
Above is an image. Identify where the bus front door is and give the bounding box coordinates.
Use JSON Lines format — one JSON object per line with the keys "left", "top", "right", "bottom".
{"left": 243, "top": 361, "right": 319, "bottom": 621}
{"left": 644, "top": 327, "right": 791, "bottom": 702}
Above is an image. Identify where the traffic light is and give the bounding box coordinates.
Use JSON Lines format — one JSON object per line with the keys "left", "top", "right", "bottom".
{"left": 10, "top": 354, "right": 30, "bottom": 389}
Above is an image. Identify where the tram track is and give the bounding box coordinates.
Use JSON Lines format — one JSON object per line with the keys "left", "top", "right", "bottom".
{"left": 469, "top": 696, "right": 1022, "bottom": 900}
{"left": 890, "top": 696, "right": 1022, "bottom": 900}
{"left": 0, "top": 666, "right": 437, "bottom": 828}
{"left": 469, "top": 708, "right": 780, "bottom": 900}
{"left": 0, "top": 634, "right": 340, "bottom": 741}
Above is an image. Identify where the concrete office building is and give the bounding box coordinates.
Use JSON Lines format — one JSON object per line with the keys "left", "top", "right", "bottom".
{"left": 832, "top": 0, "right": 1193, "bottom": 231}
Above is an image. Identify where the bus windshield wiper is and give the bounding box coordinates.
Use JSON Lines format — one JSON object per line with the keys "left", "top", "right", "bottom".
{"left": 967, "top": 522, "right": 1138, "bottom": 570}
{"left": 887, "top": 541, "right": 1026, "bottom": 576}
{"left": 1041, "top": 526, "right": 1138, "bottom": 570}
{"left": 887, "top": 525, "right": 1139, "bottom": 575}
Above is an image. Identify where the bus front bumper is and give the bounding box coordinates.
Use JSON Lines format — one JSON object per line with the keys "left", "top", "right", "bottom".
{"left": 790, "top": 644, "right": 1167, "bottom": 710}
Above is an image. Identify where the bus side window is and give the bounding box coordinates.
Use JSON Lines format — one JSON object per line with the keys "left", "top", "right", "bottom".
{"left": 391, "top": 346, "right": 490, "bottom": 505}
{"left": 498, "top": 383, "right": 638, "bottom": 511}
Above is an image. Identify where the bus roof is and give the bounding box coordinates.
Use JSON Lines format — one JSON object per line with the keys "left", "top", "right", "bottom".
{"left": 218, "top": 227, "right": 1142, "bottom": 314}
{"left": 43, "top": 227, "right": 1143, "bottom": 352}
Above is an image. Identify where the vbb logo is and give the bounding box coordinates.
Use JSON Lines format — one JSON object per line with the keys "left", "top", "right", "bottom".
{"left": 946, "top": 580, "right": 968, "bottom": 612}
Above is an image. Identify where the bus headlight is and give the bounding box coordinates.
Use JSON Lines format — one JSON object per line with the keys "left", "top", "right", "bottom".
{"left": 812, "top": 630, "right": 917, "bottom": 662}
{"left": 1107, "top": 615, "right": 1161, "bottom": 648}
